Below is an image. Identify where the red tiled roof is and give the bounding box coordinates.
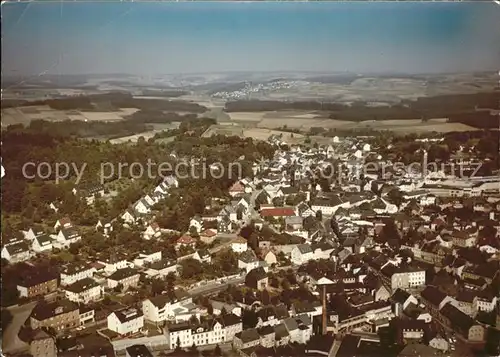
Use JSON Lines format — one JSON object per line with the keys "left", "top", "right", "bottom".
{"left": 260, "top": 207, "right": 296, "bottom": 217}
{"left": 177, "top": 235, "right": 197, "bottom": 244}
{"left": 201, "top": 229, "right": 217, "bottom": 237}
{"left": 229, "top": 182, "right": 245, "bottom": 192}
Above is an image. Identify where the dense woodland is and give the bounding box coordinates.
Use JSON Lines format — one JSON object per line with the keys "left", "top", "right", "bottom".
{"left": 1, "top": 92, "right": 207, "bottom": 113}
{"left": 0, "top": 117, "right": 274, "bottom": 234}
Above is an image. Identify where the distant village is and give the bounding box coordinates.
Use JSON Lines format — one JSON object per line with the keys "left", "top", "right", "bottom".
{"left": 2, "top": 132, "right": 500, "bottom": 357}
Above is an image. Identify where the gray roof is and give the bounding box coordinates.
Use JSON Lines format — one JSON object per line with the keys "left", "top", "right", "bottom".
{"left": 296, "top": 244, "right": 313, "bottom": 254}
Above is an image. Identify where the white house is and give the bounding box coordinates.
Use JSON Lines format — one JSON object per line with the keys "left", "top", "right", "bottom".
{"left": 291, "top": 244, "right": 314, "bottom": 266}
{"left": 99, "top": 256, "right": 130, "bottom": 274}
{"left": 142, "top": 290, "right": 192, "bottom": 324}
{"left": 231, "top": 237, "right": 248, "bottom": 253}
{"left": 95, "top": 219, "right": 113, "bottom": 236}
{"left": 60, "top": 263, "right": 97, "bottom": 286}
{"left": 64, "top": 278, "right": 104, "bottom": 304}
{"left": 107, "top": 268, "right": 140, "bottom": 291}
{"left": 23, "top": 228, "right": 46, "bottom": 241}
{"left": 121, "top": 210, "right": 137, "bottom": 225}
{"left": 143, "top": 222, "right": 161, "bottom": 240}
{"left": 133, "top": 250, "right": 162, "bottom": 268}
{"left": 55, "top": 228, "right": 81, "bottom": 248}
{"left": 32, "top": 235, "right": 53, "bottom": 253}
{"left": 238, "top": 250, "right": 260, "bottom": 273}
{"left": 107, "top": 308, "right": 144, "bottom": 335}
{"left": 134, "top": 199, "right": 151, "bottom": 215}
{"left": 1, "top": 242, "right": 32, "bottom": 263}
{"left": 145, "top": 259, "right": 178, "bottom": 278}
{"left": 189, "top": 216, "right": 204, "bottom": 233}
{"left": 54, "top": 217, "right": 73, "bottom": 232}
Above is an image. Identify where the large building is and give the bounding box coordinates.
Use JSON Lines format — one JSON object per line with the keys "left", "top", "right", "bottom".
{"left": 30, "top": 300, "right": 80, "bottom": 332}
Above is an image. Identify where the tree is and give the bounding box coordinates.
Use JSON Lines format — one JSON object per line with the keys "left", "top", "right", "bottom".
{"left": 242, "top": 309, "right": 259, "bottom": 329}
{"left": 315, "top": 210, "right": 323, "bottom": 221}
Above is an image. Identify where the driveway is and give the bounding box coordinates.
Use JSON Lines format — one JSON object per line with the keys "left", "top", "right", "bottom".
{"left": 2, "top": 301, "right": 37, "bottom": 354}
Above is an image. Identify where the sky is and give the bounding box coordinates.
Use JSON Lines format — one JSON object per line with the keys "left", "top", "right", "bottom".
{"left": 2, "top": 2, "right": 500, "bottom": 76}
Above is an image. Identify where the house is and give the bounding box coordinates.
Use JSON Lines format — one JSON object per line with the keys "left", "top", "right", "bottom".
{"left": 258, "top": 325, "right": 276, "bottom": 348}
{"left": 107, "top": 308, "right": 144, "bottom": 336}
{"left": 143, "top": 222, "right": 161, "bottom": 240}
{"left": 99, "top": 255, "right": 130, "bottom": 274}
{"left": 291, "top": 244, "right": 314, "bottom": 265}
{"left": 391, "top": 289, "right": 419, "bottom": 317}
{"left": 229, "top": 181, "right": 246, "bottom": 197}
{"left": 189, "top": 216, "right": 204, "bottom": 233}
{"left": 121, "top": 210, "right": 137, "bottom": 225}
{"left": 133, "top": 249, "right": 162, "bottom": 267}
{"left": 24, "top": 227, "right": 46, "bottom": 241}
{"left": 73, "top": 183, "right": 105, "bottom": 204}
{"left": 31, "top": 234, "right": 53, "bottom": 253}
{"left": 79, "top": 306, "right": 95, "bottom": 326}
{"left": 238, "top": 250, "right": 260, "bottom": 273}
{"left": 54, "top": 217, "right": 73, "bottom": 232}
{"left": 310, "top": 196, "right": 346, "bottom": 216}
{"left": 30, "top": 300, "right": 80, "bottom": 332}
{"left": 167, "top": 316, "right": 237, "bottom": 349}
{"left": 420, "top": 286, "right": 455, "bottom": 316}
{"left": 96, "top": 219, "right": 114, "bottom": 236}
{"left": 107, "top": 268, "right": 140, "bottom": 291}
{"left": 200, "top": 229, "right": 218, "bottom": 245}
{"left": 17, "top": 270, "right": 58, "bottom": 298}
{"left": 175, "top": 235, "right": 197, "bottom": 251}
{"left": 233, "top": 328, "right": 261, "bottom": 349}
{"left": 126, "top": 344, "right": 154, "bottom": 357}
{"left": 63, "top": 278, "right": 104, "bottom": 304}
{"left": 142, "top": 290, "right": 192, "bottom": 324}
{"left": 312, "top": 243, "right": 335, "bottom": 260}
{"left": 261, "top": 249, "right": 277, "bottom": 266}
{"left": 55, "top": 227, "right": 81, "bottom": 248}
{"left": 232, "top": 236, "right": 248, "bottom": 253}
{"left": 439, "top": 302, "right": 485, "bottom": 342}
{"left": 218, "top": 215, "right": 233, "bottom": 234}
{"left": 29, "top": 329, "right": 57, "bottom": 357}
{"left": 260, "top": 207, "right": 296, "bottom": 219}
{"left": 145, "top": 259, "right": 178, "bottom": 278}
{"left": 60, "top": 263, "right": 96, "bottom": 286}
{"left": 428, "top": 330, "right": 449, "bottom": 352}
{"left": 133, "top": 198, "right": 151, "bottom": 215}
{"left": 245, "top": 267, "right": 268, "bottom": 291}
{"left": 1, "top": 241, "right": 32, "bottom": 263}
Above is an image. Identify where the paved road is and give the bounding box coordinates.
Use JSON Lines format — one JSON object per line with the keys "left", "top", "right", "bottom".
{"left": 188, "top": 277, "right": 245, "bottom": 297}
{"left": 2, "top": 301, "right": 37, "bottom": 354}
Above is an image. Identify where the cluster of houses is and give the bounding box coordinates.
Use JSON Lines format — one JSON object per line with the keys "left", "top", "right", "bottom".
{"left": 3, "top": 134, "right": 500, "bottom": 357}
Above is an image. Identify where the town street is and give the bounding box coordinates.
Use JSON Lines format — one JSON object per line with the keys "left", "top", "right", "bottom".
{"left": 2, "top": 301, "right": 37, "bottom": 354}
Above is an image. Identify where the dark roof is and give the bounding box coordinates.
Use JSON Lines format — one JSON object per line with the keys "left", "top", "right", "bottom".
{"left": 296, "top": 244, "right": 313, "bottom": 254}
{"left": 221, "top": 313, "right": 241, "bottom": 327}
{"left": 31, "top": 300, "right": 78, "bottom": 321}
{"left": 245, "top": 267, "right": 268, "bottom": 289}
{"left": 239, "top": 250, "right": 258, "bottom": 263}
{"left": 440, "top": 303, "right": 478, "bottom": 336}
{"left": 125, "top": 344, "right": 153, "bottom": 357}
{"left": 112, "top": 308, "right": 143, "bottom": 323}
{"left": 107, "top": 267, "right": 139, "bottom": 281}
{"left": 391, "top": 289, "right": 412, "bottom": 304}
{"left": 64, "top": 278, "right": 100, "bottom": 294}
{"left": 62, "top": 262, "right": 94, "bottom": 275}
{"left": 420, "top": 286, "right": 448, "bottom": 307}
{"left": 4, "top": 241, "right": 30, "bottom": 255}
{"left": 236, "top": 328, "right": 260, "bottom": 343}
{"left": 18, "top": 268, "right": 58, "bottom": 288}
